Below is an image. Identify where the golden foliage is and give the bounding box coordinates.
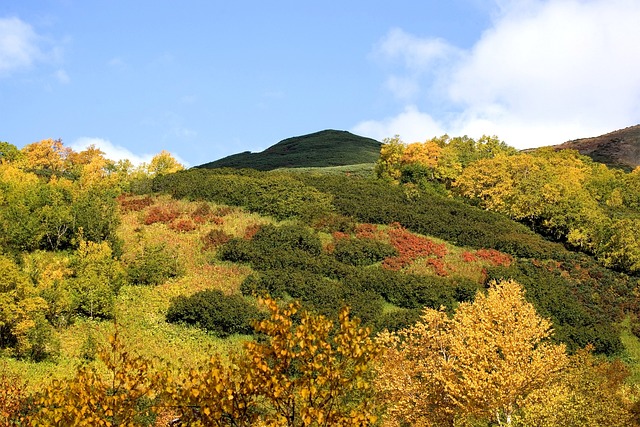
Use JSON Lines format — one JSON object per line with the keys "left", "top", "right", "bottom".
{"left": 401, "top": 141, "right": 441, "bottom": 169}
{"left": 375, "top": 136, "right": 405, "bottom": 181}
{"left": 516, "top": 347, "right": 639, "bottom": 427}
{"left": 0, "top": 368, "right": 28, "bottom": 426}
{"left": 28, "top": 329, "right": 160, "bottom": 426}
{"left": 19, "top": 139, "right": 71, "bottom": 174}
{"left": 376, "top": 279, "right": 568, "bottom": 426}
{"left": 165, "top": 297, "right": 380, "bottom": 426}
{"left": 146, "top": 150, "right": 184, "bottom": 177}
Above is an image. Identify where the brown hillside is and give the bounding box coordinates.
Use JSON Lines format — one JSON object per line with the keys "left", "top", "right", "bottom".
{"left": 553, "top": 124, "right": 640, "bottom": 171}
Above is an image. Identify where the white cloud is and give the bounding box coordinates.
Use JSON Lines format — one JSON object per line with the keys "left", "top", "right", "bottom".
{"left": 71, "top": 137, "right": 190, "bottom": 168}
{"left": 352, "top": 105, "right": 446, "bottom": 143}
{"left": 71, "top": 137, "right": 153, "bottom": 167}
{"left": 0, "top": 17, "right": 41, "bottom": 75}
{"left": 357, "top": 0, "right": 640, "bottom": 148}
{"left": 0, "top": 16, "right": 66, "bottom": 80}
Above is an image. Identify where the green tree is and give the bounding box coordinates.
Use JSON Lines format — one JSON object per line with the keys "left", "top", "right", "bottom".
{"left": 0, "top": 255, "right": 57, "bottom": 361}
{"left": 0, "top": 141, "right": 22, "bottom": 163}
{"left": 70, "top": 240, "right": 126, "bottom": 319}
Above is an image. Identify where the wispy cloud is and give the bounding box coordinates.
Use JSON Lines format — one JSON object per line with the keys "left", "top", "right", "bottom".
{"left": 355, "top": 0, "right": 640, "bottom": 148}
{"left": 54, "top": 68, "right": 70, "bottom": 84}
{"left": 0, "top": 17, "right": 41, "bottom": 76}
{"left": 0, "top": 16, "right": 67, "bottom": 81}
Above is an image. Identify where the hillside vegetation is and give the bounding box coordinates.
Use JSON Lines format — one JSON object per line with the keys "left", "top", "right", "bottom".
{"left": 1, "top": 135, "right": 640, "bottom": 426}
{"left": 550, "top": 124, "right": 640, "bottom": 171}
{"left": 197, "top": 129, "right": 381, "bottom": 170}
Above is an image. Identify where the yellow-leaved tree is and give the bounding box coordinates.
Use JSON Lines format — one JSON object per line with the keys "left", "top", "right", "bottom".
{"left": 375, "top": 136, "right": 405, "bottom": 181}
{"left": 164, "top": 297, "right": 380, "bottom": 426}
{"left": 145, "top": 150, "right": 184, "bottom": 177}
{"left": 516, "top": 346, "right": 638, "bottom": 427}
{"left": 376, "top": 279, "right": 568, "bottom": 426}
{"left": 28, "top": 329, "right": 160, "bottom": 426}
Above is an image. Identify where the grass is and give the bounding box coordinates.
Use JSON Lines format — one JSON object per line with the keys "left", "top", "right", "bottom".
{"left": 619, "top": 316, "right": 640, "bottom": 384}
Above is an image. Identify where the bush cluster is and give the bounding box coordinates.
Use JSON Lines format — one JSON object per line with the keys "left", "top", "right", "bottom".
{"left": 152, "top": 169, "right": 334, "bottom": 221}
{"left": 166, "top": 289, "right": 259, "bottom": 337}
{"left": 220, "top": 222, "right": 480, "bottom": 332}
{"left": 126, "top": 243, "right": 183, "bottom": 286}
{"left": 332, "top": 237, "right": 397, "bottom": 266}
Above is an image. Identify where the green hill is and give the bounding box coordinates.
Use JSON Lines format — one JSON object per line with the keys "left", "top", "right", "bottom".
{"left": 197, "top": 129, "right": 381, "bottom": 170}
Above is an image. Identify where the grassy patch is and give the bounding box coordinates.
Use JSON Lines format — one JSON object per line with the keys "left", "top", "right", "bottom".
{"left": 619, "top": 316, "right": 640, "bottom": 384}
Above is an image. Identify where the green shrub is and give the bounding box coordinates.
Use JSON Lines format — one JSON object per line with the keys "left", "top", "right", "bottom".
{"left": 251, "top": 223, "right": 322, "bottom": 256}
{"left": 126, "top": 243, "right": 183, "bottom": 286}
{"left": 152, "top": 169, "right": 334, "bottom": 221}
{"left": 332, "top": 238, "right": 397, "bottom": 266}
{"left": 375, "top": 308, "right": 422, "bottom": 332}
{"left": 166, "top": 289, "right": 260, "bottom": 337}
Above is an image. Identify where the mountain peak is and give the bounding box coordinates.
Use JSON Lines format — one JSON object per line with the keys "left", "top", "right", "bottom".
{"left": 197, "top": 129, "right": 381, "bottom": 170}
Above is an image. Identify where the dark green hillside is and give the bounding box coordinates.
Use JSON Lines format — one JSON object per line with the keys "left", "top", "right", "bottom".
{"left": 197, "top": 129, "right": 381, "bottom": 170}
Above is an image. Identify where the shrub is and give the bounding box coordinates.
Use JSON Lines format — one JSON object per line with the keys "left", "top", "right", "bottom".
{"left": 311, "top": 213, "right": 356, "bottom": 234}
{"left": 126, "top": 243, "right": 183, "bottom": 286}
{"left": 166, "top": 290, "right": 260, "bottom": 337}
{"left": 202, "top": 229, "right": 232, "bottom": 250}
{"left": 332, "top": 237, "right": 397, "bottom": 266}
{"left": 168, "top": 218, "right": 197, "bottom": 232}
{"left": 143, "top": 205, "right": 180, "bottom": 225}
{"left": 0, "top": 370, "right": 29, "bottom": 425}
{"left": 375, "top": 308, "right": 422, "bottom": 332}
{"left": 117, "top": 195, "right": 154, "bottom": 212}
{"left": 251, "top": 223, "right": 322, "bottom": 256}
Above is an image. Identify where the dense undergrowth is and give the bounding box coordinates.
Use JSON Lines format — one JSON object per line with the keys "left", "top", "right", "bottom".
{"left": 3, "top": 137, "right": 640, "bottom": 425}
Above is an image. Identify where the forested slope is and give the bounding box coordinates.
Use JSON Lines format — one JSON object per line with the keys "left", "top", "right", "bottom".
{"left": 1, "top": 136, "right": 640, "bottom": 426}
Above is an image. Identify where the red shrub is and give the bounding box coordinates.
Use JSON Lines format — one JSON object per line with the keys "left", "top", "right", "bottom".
{"left": 332, "top": 231, "right": 351, "bottom": 241}
{"left": 144, "top": 205, "right": 180, "bottom": 225}
{"left": 426, "top": 258, "right": 449, "bottom": 277}
{"left": 117, "top": 195, "right": 154, "bottom": 212}
{"left": 461, "top": 251, "right": 478, "bottom": 262}
{"left": 202, "top": 229, "right": 232, "bottom": 249}
{"left": 169, "top": 218, "right": 197, "bottom": 232}
{"left": 475, "top": 249, "right": 513, "bottom": 267}
{"left": 387, "top": 226, "right": 448, "bottom": 260}
{"left": 382, "top": 256, "right": 412, "bottom": 271}
{"left": 355, "top": 223, "right": 381, "bottom": 240}
{"left": 244, "top": 224, "right": 262, "bottom": 240}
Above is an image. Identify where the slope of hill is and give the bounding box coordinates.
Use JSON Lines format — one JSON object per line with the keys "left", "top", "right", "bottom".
{"left": 552, "top": 124, "right": 640, "bottom": 170}
{"left": 197, "top": 129, "right": 381, "bottom": 170}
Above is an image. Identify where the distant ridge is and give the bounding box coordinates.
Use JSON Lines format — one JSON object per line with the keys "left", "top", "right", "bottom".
{"left": 197, "top": 129, "right": 381, "bottom": 171}
{"left": 552, "top": 124, "right": 640, "bottom": 171}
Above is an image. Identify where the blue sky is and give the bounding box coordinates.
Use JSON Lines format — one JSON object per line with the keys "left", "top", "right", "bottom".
{"left": 1, "top": 0, "right": 639, "bottom": 166}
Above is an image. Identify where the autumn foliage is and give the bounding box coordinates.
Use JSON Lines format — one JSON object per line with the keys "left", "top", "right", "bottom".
{"left": 376, "top": 280, "right": 569, "bottom": 426}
